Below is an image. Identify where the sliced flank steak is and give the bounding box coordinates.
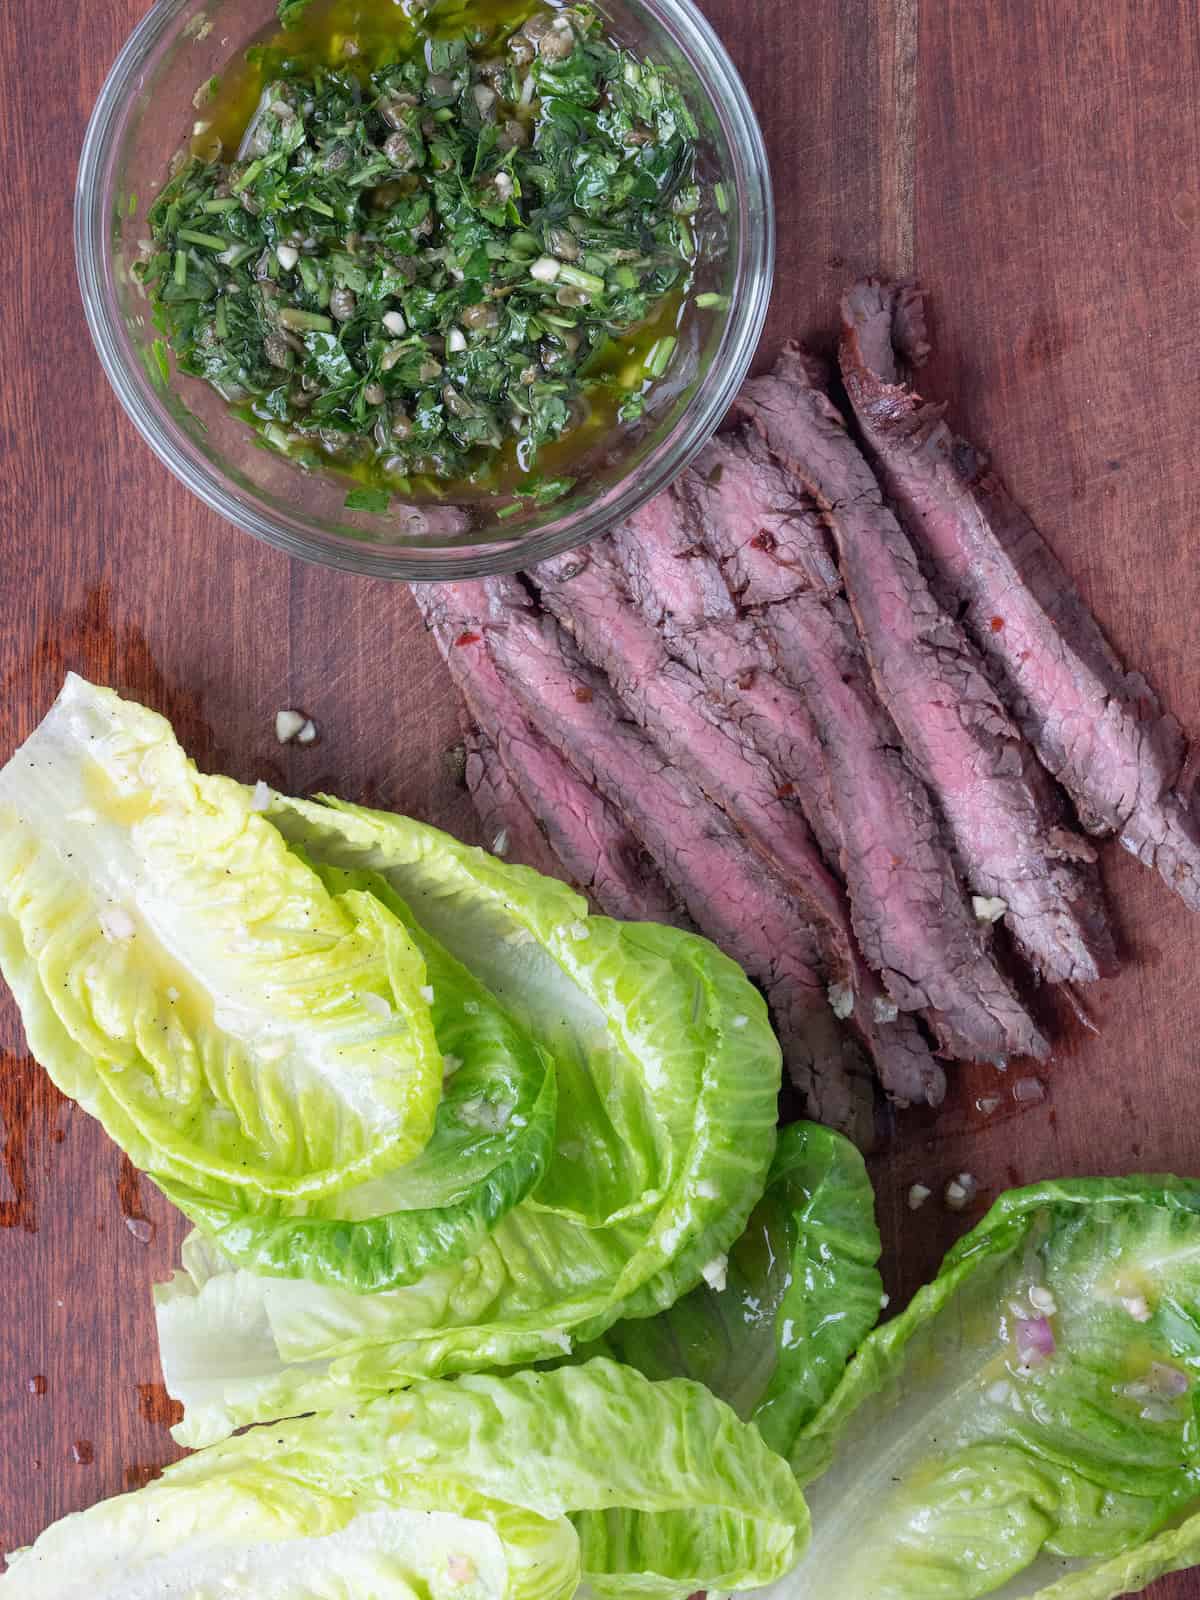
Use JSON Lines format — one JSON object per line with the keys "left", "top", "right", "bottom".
{"left": 681, "top": 453, "right": 1047, "bottom": 1065}
{"left": 427, "top": 575, "right": 875, "bottom": 1138}
{"left": 463, "top": 724, "right": 568, "bottom": 881}
{"left": 839, "top": 276, "right": 1200, "bottom": 911}
{"left": 682, "top": 430, "right": 841, "bottom": 606}
{"left": 530, "top": 537, "right": 945, "bottom": 1108}
{"left": 737, "top": 345, "right": 1116, "bottom": 988}
{"left": 610, "top": 489, "right": 844, "bottom": 865}
{"left": 417, "top": 587, "right": 683, "bottom": 926}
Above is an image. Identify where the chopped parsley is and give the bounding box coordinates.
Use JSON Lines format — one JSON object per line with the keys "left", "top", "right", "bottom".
{"left": 137, "top": 0, "right": 702, "bottom": 505}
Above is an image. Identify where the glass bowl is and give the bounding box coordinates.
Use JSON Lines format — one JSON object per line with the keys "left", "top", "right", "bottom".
{"left": 76, "top": 0, "right": 773, "bottom": 579}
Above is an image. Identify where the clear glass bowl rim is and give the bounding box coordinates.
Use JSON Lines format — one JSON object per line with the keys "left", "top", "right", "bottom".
{"left": 75, "top": 0, "right": 775, "bottom": 580}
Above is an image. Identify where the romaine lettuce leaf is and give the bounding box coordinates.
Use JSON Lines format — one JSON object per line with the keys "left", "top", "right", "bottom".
{"left": 766, "top": 1175, "right": 1200, "bottom": 1600}
{"left": 158, "top": 865, "right": 558, "bottom": 1294}
{"left": 267, "top": 794, "right": 698, "bottom": 1230}
{"left": 596, "top": 1122, "right": 883, "bottom": 1456}
{"left": 157, "top": 797, "right": 781, "bottom": 1445}
{"left": 0, "top": 677, "right": 442, "bottom": 1202}
{"left": 3, "top": 1361, "right": 808, "bottom": 1600}
{"left": 1030, "top": 1504, "right": 1200, "bottom": 1599}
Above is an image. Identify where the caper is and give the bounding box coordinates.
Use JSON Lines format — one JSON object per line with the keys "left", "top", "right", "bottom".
{"left": 538, "top": 18, "right": 576, "bottom": 60}
{"left": 461, "top": 302, "right": 500, "bottom": 332}
{"left": 330, "top": 286, "right": 358, "bottom": 322}
{"left": 380, "top": 94, "right": 417, "bottom": 129}
{"left": 546, "top": 226, "right": 580, "bottom": 260}
{"left": 264, "top": 333, "right": 292, "bottom": 369}
{"left": 383, "top": 132, "right": 418, "bottom": 169}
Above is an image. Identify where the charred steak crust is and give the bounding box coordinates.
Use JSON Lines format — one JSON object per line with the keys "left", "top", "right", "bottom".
{"left": 839, "top": 276, "right": 1200, "bottom": 912}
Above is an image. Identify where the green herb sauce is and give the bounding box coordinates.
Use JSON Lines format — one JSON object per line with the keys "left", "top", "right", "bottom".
{"left": 138, "top": 0, "right": 701, "bottom": 511}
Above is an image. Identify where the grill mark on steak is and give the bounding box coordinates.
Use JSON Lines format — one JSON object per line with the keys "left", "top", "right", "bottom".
{"left": 427, "top": 575, "right": 875, "bottom": 1139}
{"left": 682, "top": 430, "right": 1048, "bottom": 1064}
{"left": 530, "top": 536, "right": 945, "bottom": 1109}
{"left": 838, "top": 276, "right": 1200, "bottom": 911}
{"left": 416, "top": 586, "right": 683, "bottom": 925}
{"left": 737, "top": 344, "right": 1115, "bottom": 989}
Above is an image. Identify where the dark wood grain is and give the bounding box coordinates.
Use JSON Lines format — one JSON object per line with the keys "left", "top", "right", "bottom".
{"left": 2, "top": 0, "right": 1200, "bottom": 1592}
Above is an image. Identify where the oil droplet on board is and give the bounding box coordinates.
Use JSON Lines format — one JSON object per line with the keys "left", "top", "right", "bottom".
{"left": 125, "top": 1463, "right": 161, "bottom": 1492}
{"left": 118, "top": 1153, "right": 157, "bottom": 1243}
{"left": 27, "top": 1375, "right": 47, "bottom": 1396}
{"left": 71, "top": 1440, "right": 94, "bottom": 1465}
{"left": 137, "top": 1383, "right": 184, "bottom": 1430}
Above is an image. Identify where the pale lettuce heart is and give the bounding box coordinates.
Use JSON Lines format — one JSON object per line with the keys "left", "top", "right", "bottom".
{"left": 2, "top": 1362, "right": 807, "bottom": 1600}
{"left": 762, "top": 1176, "right": 1200, "bottom": 1600}
{"left": 267, "top": 793, "right": 694, "bottom": 1230}
{"left": 0, "top": 677, "right": 442, "bottom": 1202}
{"left": 157, "top": 796, "right": 781, "bottom": 1446}
{"left": 159, "top": 863, "right": 558, "bottom": 1294}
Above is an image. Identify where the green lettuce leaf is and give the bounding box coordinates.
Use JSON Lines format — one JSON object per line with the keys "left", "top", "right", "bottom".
{"left": 4, "top": 1361, "right": 808, "bottom": 1600}
{"left": 771, "top": 1176, "right": 1200, "bottom": 1600}
{"left": 0, "top": 677, "right": 442, "bottom": 1203}
{"left": 596, "top": 1121, "right": 883, "bottom": 1457}
{"left": 156, "top": 863, "right": 558, "bottom": 1294}
{"left": 157, "top": 796, "right": 781, "bottom": 1445}
{"left": 1029, "top": 1504, "right": 1200, "bottom": 1599}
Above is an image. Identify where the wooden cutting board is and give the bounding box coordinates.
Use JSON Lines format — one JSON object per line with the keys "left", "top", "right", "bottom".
{"left": 3, "top": 0, "right": 1199, "bottom": 1589}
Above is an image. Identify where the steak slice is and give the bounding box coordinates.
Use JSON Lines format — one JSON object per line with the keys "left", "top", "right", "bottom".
{"left": 463, "top": 725, "right": 565, "bottom": 878}
{"left": 529, "top": 538, "right": 944, "bottom": 1108}
{"left": 462, "top": 726, "right": 685, "bottom": 926}
{"left": 612, "top": 490, "right": 844, "bottom": 865}
{"left": 416, "top": 588, "right": 682, "bottom": 925}
{"left": 737, "top": 346, "right": 1116, "bottom": 988}
{"left": 682, "top": 453, "right": 1048, "bottom": 1064}
{"left": 430, "top": 576, "right": 875, "bottom": 1139}
{"left": 839, "top": 277, "right": 1200, "bottom": 911}
{"left": 686, "top": 431, "right": 841, "bottom": 605}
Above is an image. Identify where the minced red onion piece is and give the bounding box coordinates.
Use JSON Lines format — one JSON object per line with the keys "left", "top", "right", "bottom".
{"left": 1150, "top": 1362, "right": 1189, "bottom": 1398}
{"left": 1013, "top": 1076, "right": 1045, "bottom": 1104}
{"left": 1016, "top": 1316, "right": 1056, "bottom": 1365}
